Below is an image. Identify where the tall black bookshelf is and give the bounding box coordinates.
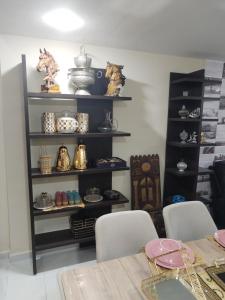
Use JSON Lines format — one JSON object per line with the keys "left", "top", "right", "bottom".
{"left": 22, "top": 55, "right": 131, "bottom": 274}
{"left": 163, "top": 69, "right": 221, "bottom": 206}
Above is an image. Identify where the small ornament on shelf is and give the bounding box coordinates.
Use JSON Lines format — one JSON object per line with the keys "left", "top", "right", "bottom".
{"left": 72, "top": 190, "right": 81, "bottom": 204}
{"left": 39, "top": 146, "right": 52, "bottom": 174}
{"left": 42, "top": 112, "right": 56, "bottom": 133}
{"left": 182, "top": 90, "right": 189, "bottom": 96}
{"left": 105, "top": 62, "right": 126, "bottom": 96}
{"left": 179, "top": 130, "right": 188, "bottom": 143}
{"left": 56, "top": 145, "right": 71, "bottom": 172}
{"left": 187, "top": 131, "right": 198, "bottom": 143}
{"left": 55, "top": 191, "right": 62, "bottom": 207}
{"left": 67, "top": 191, "right": 74, "bottom": 205}
{"left": 97, "top": 111, "right": 118, "bottom": 132}
{"left": 36, "top": 48, "right": 60, "bottom": 93}
{"left": 62, "top": 192, "right": 68, "bottom": 206}
{"left": 189, "top": 107, "right": 201, "bottom": 119}
{"left": 76, "top": 113, "right": 89, "bottom": 133}
{"left": 56, "top": 111, "right": 78, "bottom": 133}
{"left": 171, "top": 194, "right": 186, "bottom": 203}
{"left": 68, "top": 45, "right": 95, "bottom": 95}
{"left": 200, "top": 132, "right": 206, "bottom": 144}
{"left": 177, "top": 159, "right": 188, "bottom": 172}
{"left": 178, "top": 105, "right": 189, "bottom": 119}
{"left": 74, "top": 144, "right": 87, "bottom": 170}
{"left": 34, "top": 192, "right": 54, "bottom": 210}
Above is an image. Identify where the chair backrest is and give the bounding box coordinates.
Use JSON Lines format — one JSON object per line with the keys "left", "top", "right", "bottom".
{"left": 95, "top": 210, "right": 159, "bottom": 262}
{"left": 163, "top": 201, "right": 217, "bottom": 242}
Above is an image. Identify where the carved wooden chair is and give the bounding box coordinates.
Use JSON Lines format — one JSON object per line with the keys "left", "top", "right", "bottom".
{"left": 130, "top": 154, "right": 165, "bottom": 236}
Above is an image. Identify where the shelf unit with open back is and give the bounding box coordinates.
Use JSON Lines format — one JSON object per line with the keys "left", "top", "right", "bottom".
{"left": 22, "top": 55, "right": 132, "bottom": 274}
{"left": 163, "top": 69, "right": 221, "bottom": 205}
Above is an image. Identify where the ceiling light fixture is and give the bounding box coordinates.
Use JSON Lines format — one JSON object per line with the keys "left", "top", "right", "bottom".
{"left": 42, "top": 8, "right": 84, "bottom": 32}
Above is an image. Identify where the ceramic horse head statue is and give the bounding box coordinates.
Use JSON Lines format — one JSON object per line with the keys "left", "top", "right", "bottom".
{"left": 105, "top": 62, "right": 126, "bottom": 96}
{"left": 37, "top": 48, "right": 59, "bottom": 92}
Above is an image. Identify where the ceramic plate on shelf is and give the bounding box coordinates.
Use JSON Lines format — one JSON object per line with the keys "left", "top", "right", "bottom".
{"left": 83, "top": 195, "right": 103, "bottom": 203}
{"left": 145, "top": 239, "right": 195, "bottom": 269}
{"left": 33, "top": 202, "right": 54, "bottom": 210}
{"left": 214, "top": 230, "right": 225, "bottom": 247}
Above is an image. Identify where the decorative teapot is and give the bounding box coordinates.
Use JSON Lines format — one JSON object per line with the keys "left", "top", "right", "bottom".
{"left": 74, "top": 45, "right": 92, "bottom": 68}
{"left": 74, "top": 144, "right": 87, "bottom": 170}
{"left": 56, "top": 111, "right": 78, "bottom": 133}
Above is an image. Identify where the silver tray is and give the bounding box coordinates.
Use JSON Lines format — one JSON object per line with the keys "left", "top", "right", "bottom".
{"left": 33, "top": 202, "right": 54, "bottom": 210}
{"left": 83, "top": 195, "right": 103, "bottom": 203}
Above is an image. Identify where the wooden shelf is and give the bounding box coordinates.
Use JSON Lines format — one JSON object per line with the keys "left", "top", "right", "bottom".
{"left": 35, "top": 229, "right": 95, "bottom": 251}
{"left": 203, "top": 97, "right": 220, "bottom": 102}
{"left": 171, "top": 78, "right": 203, "bottom": 84}
{"left": 166, "top": 167, "right": 213, "bottom": 176}
{"left": 202, "top": 118, "right": 219, "bottom": 122}
{"left": 200, "top": 143, "right": 216, "bottom": 147}
{"left": 202, "top": 118, "right": 218, "bottom": 122}
{"left": 204, "top": 78, "right": 222, "bottom": 84}
{"left": 33, "top": 193, "right": 129, "bottom": 216}
{"left": 29, "top": 131, "right": 131, "bottom": 139}
{"left": 171, "top": 77, "right": 222, "bottom": 85}
{"left": 198, "top": 167, "right": 214, "bottom": 175}
{"left": 168, "top": 118, "right": 200, "bottom": 122}
{"left": 166, "top": 168, "right": 197, "bottom": 176}
{"left": 167, "top": 141, "right": 199, "bottom": 148}
{"left": 198, "top": 196, "right": 212, "bottom": 205}
{"left": 200, "top": 142, "right": 225, "bottom": 147}
{"left": 32, "top": 166, "right": 130, "bottom": 178}
{"left": 170, "top": 96, "right": 202, "bottom": 101}
{"left": 28, "top": 92, "right": 132, "bottom": 101}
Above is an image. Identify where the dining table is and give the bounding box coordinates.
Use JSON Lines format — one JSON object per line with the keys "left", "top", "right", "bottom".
{"left": 60, "top": 238, "right": 225, "bottom": 300}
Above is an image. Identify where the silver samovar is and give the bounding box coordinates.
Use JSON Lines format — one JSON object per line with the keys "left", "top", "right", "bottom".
{"left": 68, "top": 46, "right": 95, "bottom": 95}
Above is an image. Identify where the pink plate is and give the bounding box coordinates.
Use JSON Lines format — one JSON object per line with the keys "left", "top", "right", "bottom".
{"left": 145, "top": 239, "right": 195, "bottom": 269}
{"left": 214, "top": 230, "right": 225, "bottom": 247}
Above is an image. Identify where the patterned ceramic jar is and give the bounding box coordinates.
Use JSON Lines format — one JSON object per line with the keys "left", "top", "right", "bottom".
{"left": 42, "top": 112, "right": 56, "bottom": 133}
{"left": 56, "top": 111, "right": 78, "bottom": 133}
{"left": 76, "top": 113, "right": 89, "bottom": 134}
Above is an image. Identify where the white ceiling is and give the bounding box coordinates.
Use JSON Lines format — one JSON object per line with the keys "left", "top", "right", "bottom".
{"left": 1, "top": 0, "right": 225, "bottom": 59}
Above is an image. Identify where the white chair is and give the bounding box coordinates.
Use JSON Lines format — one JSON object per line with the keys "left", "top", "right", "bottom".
{"left": 163, "top": 201, "right": 217, "bottom": 242}
{"left": 95, "top": 210, "right": 158, "bottom": 262}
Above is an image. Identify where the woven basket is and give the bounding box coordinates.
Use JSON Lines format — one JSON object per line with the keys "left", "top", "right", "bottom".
{"left": 70, "top": 216, "right": 96, "bottom": 240}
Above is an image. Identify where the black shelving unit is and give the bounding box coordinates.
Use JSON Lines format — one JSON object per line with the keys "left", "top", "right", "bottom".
{"left": 163, "top": 69, "right": 205, "bottom": 205}
{"left": 22, "top": 55, "right": 131, "bottom": 274}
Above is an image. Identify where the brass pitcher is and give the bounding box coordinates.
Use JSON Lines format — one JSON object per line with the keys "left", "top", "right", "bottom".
{"left": 74, "top": 144, "right": 87, "bottom": 170}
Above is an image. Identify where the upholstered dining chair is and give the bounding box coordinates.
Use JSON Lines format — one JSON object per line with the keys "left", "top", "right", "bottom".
{"left": 95, "top": 210, "right": 159, "bottom": 262}
{"left": 163, "top": 201, "right": 217, "bottom": 242}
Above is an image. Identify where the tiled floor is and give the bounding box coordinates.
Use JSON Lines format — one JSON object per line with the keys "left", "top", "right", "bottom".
{"left": 0, "top": 245, "right": 96, "bottom": 300}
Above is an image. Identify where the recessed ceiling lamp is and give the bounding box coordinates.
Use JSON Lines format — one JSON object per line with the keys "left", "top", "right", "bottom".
{"left": 42, "top": 8, "right": 84, "bottom": 32}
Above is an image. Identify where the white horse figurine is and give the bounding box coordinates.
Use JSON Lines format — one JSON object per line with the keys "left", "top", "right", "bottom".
{"left": 37, "top": 48, "right": 60, "bottom": 93}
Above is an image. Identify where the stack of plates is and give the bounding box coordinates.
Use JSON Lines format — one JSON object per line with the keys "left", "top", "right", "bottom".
{"left": 145, "top": 239, "right": 195, "bottom": 269}
{"left": 214, "top": 230, "right": 225, "bottom": 247}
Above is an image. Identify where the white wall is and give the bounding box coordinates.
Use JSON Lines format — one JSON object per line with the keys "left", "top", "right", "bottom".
{"left": 0, "top": 34, "right": 204, "bottom": 253}
{"left": 0, "top": 62, "right": 10, "bottom": 253}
